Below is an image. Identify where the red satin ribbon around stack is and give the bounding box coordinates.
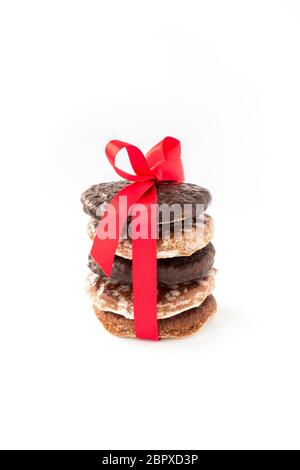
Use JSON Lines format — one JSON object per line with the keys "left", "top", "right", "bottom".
{"left": 91, "top": 137, "right": 185, "bottom": 340}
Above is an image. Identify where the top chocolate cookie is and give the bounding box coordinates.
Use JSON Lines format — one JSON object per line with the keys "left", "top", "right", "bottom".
{"left": 81, "top": 181, "right": 212, "bottom": 223}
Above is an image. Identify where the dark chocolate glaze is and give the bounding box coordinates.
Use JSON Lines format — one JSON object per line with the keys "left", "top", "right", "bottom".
{"left": 88, "top": 242, "right": 215, "bottom": 286}
{"left": 81, "top": 180, "right": 212, "bottom": 223}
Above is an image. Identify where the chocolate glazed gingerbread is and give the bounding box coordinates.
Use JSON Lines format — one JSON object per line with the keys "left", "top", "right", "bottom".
{"left": 89, "top": 242, "right": 215, "bottom": 286}
{"left": 81, "top": 180, "right": 212, "bottom": 223}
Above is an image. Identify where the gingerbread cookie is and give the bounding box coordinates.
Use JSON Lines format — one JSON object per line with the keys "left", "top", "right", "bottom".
{"left": 81, "top": 180, "right": 211, "bottom": 222}
{"left": 93, "top": 295, "right": 217, "bottom": 339}
{"left": 88, "top": 242, "right": 215, "bottom": 286}
{"left": 87, "top": 213, "right": 214, "bottom": 259}
{"left": 86, "top": 268, "right": 216, "bottom": 319}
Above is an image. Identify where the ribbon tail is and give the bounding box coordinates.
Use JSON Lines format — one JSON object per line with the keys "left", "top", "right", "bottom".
{"left": 132, "top": 185, "right": 159, "bottom": 341}
{"left": 91, "top": 181, "right": 154, "bottom": 276}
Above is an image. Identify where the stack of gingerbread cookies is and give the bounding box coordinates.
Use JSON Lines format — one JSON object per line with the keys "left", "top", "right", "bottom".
{"left": 81, "top": 181, "right": 217, "bottom": 339}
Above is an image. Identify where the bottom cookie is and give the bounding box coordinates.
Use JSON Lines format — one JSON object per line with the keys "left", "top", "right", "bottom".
{"left": 93, "top": 295, "right": 217, "bottom": 339}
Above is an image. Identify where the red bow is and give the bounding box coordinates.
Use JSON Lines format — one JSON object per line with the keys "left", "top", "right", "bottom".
{"left": 91, "top": 137, "right": 184, "bottom": 340}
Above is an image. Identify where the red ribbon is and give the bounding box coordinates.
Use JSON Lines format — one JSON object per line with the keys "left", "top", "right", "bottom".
{"left": 91, "top": 137, "right": 184, "bottom": 340}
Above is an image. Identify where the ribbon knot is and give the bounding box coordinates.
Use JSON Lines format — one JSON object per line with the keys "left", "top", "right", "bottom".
{"left": 91, "top": 137, "right": 184, "bottom": 340}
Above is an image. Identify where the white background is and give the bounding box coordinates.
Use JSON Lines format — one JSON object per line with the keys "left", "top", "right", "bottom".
{"left": 0, "top": 0, "right": 300, "bottom": 450}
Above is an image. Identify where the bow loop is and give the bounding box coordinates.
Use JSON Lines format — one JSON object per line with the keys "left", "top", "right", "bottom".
{"left": 146, "top": 136, "right": 184, "bottom": 182}
{"left": 105, "top": 140, "right": 155, "bottom": 182}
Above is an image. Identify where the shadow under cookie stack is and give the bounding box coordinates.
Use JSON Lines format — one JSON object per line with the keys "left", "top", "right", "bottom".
{"left": 81, "top": 181, "right": 217, "bottom": 339}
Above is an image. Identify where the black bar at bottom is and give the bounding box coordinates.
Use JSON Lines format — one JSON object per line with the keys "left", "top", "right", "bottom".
{"left": 0, "top": 451, "right": 203, "bottom": 466}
